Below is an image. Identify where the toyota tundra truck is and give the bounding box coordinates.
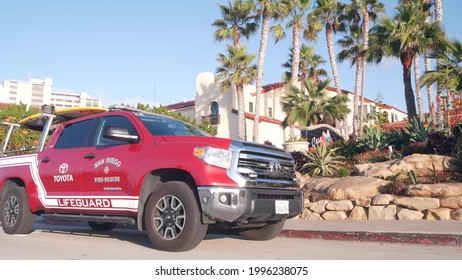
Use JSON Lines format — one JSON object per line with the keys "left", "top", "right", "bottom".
{"left": 0, "top": 105, "right": 302, "bottom": 252}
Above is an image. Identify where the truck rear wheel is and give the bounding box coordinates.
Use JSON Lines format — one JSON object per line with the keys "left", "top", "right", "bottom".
{"left": 239, "top": 220, "right": 285, "bottom": 241}
{"left": 145, "top": 181, "right": 207, "bottom": 252}
{"left": 0, "top": 187, "right": 36, "bottom": 234}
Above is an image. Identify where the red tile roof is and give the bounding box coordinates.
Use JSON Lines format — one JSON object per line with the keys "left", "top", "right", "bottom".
{"left": 166, "top": 100, "right": 195, "bottom": 110}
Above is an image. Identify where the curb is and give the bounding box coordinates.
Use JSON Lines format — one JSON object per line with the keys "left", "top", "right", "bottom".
{"left": 280, "top": 229, "right": 462, "bottom": 246}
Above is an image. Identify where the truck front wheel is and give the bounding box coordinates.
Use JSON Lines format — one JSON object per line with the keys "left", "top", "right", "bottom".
{"left": 0, "top": 187, "right": 36, "bottom": 234}
{"left": 239, "top": 220, "right": 285, "bottom": 241}
{"left": 145, "top": 181, "right": 207, "bottom": 252}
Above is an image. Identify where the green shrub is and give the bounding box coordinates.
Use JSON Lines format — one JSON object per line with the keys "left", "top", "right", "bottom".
{"left": 301, "top": 143, "right": 346, "bottom": 176}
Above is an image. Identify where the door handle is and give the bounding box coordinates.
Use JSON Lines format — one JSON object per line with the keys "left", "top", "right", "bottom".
{"left": 40, "top": 157, "right": 51, "bottom": 163}
{"left": 84, "top": 153, "right": 96, "bottom": 159}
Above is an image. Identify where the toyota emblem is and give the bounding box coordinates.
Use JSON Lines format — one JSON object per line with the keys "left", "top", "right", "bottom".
{"left": 269, "top": 160, "right": 282, "bottom": 173}
{"left": 59, "top": 163, "right": 69, "bottom": 174}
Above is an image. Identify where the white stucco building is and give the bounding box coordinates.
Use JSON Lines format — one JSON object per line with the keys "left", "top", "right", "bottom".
{"left": 0, "top": 78, "right": 102, "bottom": 108}
{"left": 167, "top": 72, "right": 407, "bottom": 149}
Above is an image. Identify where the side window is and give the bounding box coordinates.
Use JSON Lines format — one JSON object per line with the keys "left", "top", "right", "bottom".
{"left": 55, "top": 119, "right": 94, "bottom": 149}
{"left": 96, "top": 116, "right": 139, "bottom": 146}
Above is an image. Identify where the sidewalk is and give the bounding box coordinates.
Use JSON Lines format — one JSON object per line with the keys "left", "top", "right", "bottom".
{"left": 282, "top": 219, "right": 462, "bottom": 246}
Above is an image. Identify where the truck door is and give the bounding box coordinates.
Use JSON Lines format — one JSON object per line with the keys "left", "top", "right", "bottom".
{"left": 38, "top": 118, "right": 95, "bottom": 202}
{"left": 80, "top": 115, "right": 141, "bottom": 214}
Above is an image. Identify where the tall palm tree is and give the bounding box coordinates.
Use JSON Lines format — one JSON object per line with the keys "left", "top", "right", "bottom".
{"left": 252, "top": 0, "right": 283, "bottom": 143}
{"left": 337, "top": 23, "right": 363, "bottom": 137}
{"left": 306, "top": 0, "right": 346, "bottom": 97}
{"left": 272, "top": 0, "right": 312, "bottom": 88}
{"left": 216, "top": 45, "right": 257, "bottom": 140}
{"left": 342, "top": 0, "right": 384, "bottom": 137}
{"left": 281, "top": 78, "right": 351, "bottom": 128}
{"left": 212, "top": 0, "right": 258, "bottom": 48}
{"left": 271, "top": 0, "right": 312, "bottom": 138}
{"left": 368, "top": 0, "right": 446, "bottom": 118}
{"left": 423, "top": 0, "right": 435, "bottom": 119}
{"left": 282, "top": 44, "right": 328, "bottom": 86}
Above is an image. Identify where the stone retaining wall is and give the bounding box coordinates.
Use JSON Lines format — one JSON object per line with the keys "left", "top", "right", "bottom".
{"left": 301, "top": 194, "right": 462, "bottom": 221}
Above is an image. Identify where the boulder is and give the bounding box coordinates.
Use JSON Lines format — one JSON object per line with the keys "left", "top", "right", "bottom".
{"left": 322, "top": 211, "right": 348, "bottom": 220}
{"left": 301, "top": 209, "right": 323, "bottom": 220}
{"left": 394, "top": 197, "right": 440, "bottom": 211}
{"left": 354, "top": 154, "right": 454, "bottom": 178}
{"left": 372, "top": 194, "right": 394, "bottom": 205}
{"left": 306, "top": 200, "right": 329, "bottom": 213}
{"left": 425, "top": 208, "right": 452, "bottom": 220}
{"left": 405, "top": 183, "right": 462, "bottom": 198}
{"left": 440, "top": 197, "right": 462, "bottom": 209}
{"left": 355, "top": 197, "right": 371, "bottom": 207}
{"left": 397, "top": 209, "right": 424, "bottom": 220}
{"left": 326, "top": 200, "right": 354, "bottom": 211}
{"left": 349, "top": 206, "right": 368, "bottom": 220}
{"left": 303, "top": 176, "right": 388, "bottom": 200}
{"left": 368, "top": 205, "right": 397, "bottom": 220}
{"left": 452, "top": 209, "right": 462, "bottom": 220}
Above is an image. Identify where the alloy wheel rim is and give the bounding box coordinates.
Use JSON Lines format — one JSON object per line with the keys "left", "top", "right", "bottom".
{"left": 4, "top": 196, "right": 19, "bottom": 227}
{"left": 153, "top": 195, "right": 186, "bottom": 240}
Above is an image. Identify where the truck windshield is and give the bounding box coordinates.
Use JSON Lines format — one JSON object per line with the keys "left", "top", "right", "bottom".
{"left": 137, "top": 114, "right": 210, "bottom": 137}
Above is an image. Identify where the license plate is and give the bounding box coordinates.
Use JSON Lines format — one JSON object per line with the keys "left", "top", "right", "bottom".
{"left": 275, "top": 200, "right": 289, "bottom": 214}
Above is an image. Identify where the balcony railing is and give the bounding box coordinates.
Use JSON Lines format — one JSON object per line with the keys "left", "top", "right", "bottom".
{"left": 202, "top": 114, "right": 220, "bottom": 125}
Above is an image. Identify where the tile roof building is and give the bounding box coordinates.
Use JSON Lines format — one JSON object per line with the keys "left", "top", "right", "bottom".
{"left": 167, "top": 72, "right": 408, "bottom": 148}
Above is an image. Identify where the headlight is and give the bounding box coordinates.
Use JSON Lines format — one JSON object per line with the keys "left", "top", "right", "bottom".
{"left": 194, "top": 147, "right": 232, "bottom": 169}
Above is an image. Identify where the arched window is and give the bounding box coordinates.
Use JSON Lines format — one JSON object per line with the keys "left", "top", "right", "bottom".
{"left": 210, "top": 102, "right": 219, "bottom": 116}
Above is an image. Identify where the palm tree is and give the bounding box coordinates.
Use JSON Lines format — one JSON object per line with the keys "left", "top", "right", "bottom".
{"left": 272, "top": 0, "right": 312, "bottom": 88}
{"left": 342, "top": 0, "right": 384, "bottom": 137}
{"left": 216, "top": 45, "right": 257, "bottom": 140}
{"left": 212, "top": 0, "right": 258, "bottom": 48}
{"left": 337, "top": 23, "right": 363, "bottom": 137}
{"left": 419, "top": 38, "right": 462, "bottom": 94}
{"left": 306, "top": 0, "right": 346, "bottom": 97}
{"left": 271, "top": 0, "right": 312, "bottom": 138}
{"left": 281, "top": 78, "right": 351, "bottom": 128}
{"left": 252, "top": 0, "right": 283, "bottom": 143}
{"left": 368, "top": 0, "right": 446, "bottom": 119}
{"left": 282, "top": 44, "right": 328, "bottom": 86}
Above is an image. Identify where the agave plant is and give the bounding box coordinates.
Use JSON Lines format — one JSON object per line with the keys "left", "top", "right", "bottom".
{"left": 301, "top": 143, "right": 346, "bottom": 176}
{"left": 357, "top": 125, "right": 390, "bottom": 151}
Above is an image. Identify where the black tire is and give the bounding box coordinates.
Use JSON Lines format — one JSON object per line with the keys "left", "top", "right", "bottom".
{"left": 0, "top": 187, "right": 36, "bottom": 234}
{"left": 144, "top": 181, "right": 207, "bottom": 252}
{"left": 88, "top": 221, "right": 117, "bottom": 231}
{"left": 239, "top": 220, "right": 285, "bottom": 241}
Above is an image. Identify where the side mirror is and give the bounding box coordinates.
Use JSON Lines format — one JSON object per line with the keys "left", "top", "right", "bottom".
{"left": 103, "top": 125, "right": 139, "bottom": 143}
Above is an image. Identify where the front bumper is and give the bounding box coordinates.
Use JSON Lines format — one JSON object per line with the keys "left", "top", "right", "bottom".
{"left": 197, "top": 186, "right": 303, "bottom": 223}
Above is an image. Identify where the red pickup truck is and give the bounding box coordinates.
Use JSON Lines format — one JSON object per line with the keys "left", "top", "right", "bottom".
{"left": 0, "top": 105, "right": 302, "bottom": 251}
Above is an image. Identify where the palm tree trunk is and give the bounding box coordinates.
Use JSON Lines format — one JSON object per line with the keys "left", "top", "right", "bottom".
{"left": 401, "top": 53, "right": 418, "bottom": 118}
{"left": 289, "top": 20, "right": 301, "bottom": 138}
{"left": 434, "top": 0, "right": 444, "bottom": 122}
{"left": 414, "top": 55, "right": 424, "bottom": 118}
{"left": 353, "top": 56, "right": 363, "bottom": 138}
{"left": 237, "top": 84, "right": 246, "bottom": 140}
{"left": 359, "top": 6, "right": 370, "bottom": 138}
{"left": 424, "top": 52, "right": 436, "bottom": 119}
{"left": 253, "top": 12, "right": 270, "bottom": 143}
{"left": 326, "top": 19, "right": 341, "bottom": 96}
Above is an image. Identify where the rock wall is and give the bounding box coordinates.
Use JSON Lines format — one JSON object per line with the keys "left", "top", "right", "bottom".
{"left": 301, "top": 194, "right": 462, "bottom": 221}
{"left": 298, "top": 154, "right": 462, "bottom": 221}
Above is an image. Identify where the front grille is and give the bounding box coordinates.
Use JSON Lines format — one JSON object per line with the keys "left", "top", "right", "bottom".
{"left": 237, "top": 150, "right": 296, "bottom": 182}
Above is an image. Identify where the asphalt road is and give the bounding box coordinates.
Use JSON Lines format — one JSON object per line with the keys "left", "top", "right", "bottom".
{"left": 0, "top": 220, "right": 461, "bottom": 260}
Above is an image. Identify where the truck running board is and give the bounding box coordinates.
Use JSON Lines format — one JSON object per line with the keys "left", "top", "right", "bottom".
{"left": 41, "top": 213, "right": 136, "bottom": 225}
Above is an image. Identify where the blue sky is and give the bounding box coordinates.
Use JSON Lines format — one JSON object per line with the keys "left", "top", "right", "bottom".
{"left": 1, "top": 0, "right": 461, "bottom": 113}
